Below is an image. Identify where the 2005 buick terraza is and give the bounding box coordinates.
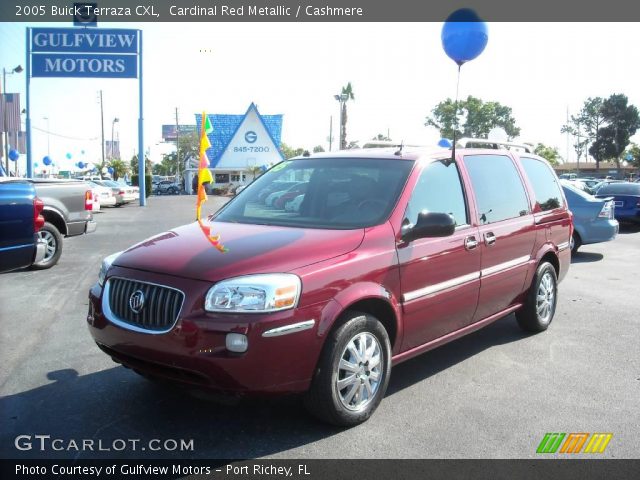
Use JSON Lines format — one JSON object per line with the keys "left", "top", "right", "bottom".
{"left": 88, "top": 140, "right": 572, "bottom": 426}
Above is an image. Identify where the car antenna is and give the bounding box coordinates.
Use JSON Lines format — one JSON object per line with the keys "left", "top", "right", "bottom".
{"left": 394, "top": 141, "right": 404, "bottom": 156}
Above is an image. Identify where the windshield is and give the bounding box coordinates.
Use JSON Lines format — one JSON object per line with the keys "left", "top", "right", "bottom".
{"left": 215, "top": 157, "right": 414, "bottom": 229}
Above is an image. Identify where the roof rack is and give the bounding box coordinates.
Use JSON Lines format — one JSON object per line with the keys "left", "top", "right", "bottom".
{"left": 456, "top": 137, "right": 533, "bottom": 153}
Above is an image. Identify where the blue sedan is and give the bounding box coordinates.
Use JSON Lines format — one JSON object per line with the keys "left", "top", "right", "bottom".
{"left": 561, "top": 181, "right": 619, "bottom": 254}
{"left": 596, "top": 182, "right": 640, "bottom": 224}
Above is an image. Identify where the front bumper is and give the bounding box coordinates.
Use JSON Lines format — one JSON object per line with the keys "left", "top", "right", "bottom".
{"left": 86, "top": 268, "right": 328, "bottom": 395}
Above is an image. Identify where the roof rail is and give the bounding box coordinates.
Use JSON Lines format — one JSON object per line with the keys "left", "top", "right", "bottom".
{"left": 456, "top": 137, "right": 533, "bottom": 154}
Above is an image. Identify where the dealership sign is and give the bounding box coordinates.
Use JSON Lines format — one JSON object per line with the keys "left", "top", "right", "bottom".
{"left": 30, "top": 28, "right": 139, "bottom": 78}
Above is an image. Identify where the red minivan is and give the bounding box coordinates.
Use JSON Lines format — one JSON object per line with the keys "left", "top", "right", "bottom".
{"left": 88, "top": 144, "right": 572, "bottom": 426}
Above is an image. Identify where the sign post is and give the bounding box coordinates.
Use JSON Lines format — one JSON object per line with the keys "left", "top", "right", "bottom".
{"left": 25, "top": 26, "right": 145, "bottom": 205}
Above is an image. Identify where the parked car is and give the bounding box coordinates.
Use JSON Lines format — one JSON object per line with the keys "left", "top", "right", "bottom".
{"left": 0, "top": 179, "right": 47, "bottom": 272}
{"left": 285, "top": 194, "right": 305, "bottom": 212}
{"left": 155, "top": 180, "right": 181, "bottom": 195}
{"left": 87, "top": 181, "right": 116, "bottom": 208}
{"left": 30, "top": 179, "right": 96, "bottom": 269}
{"left": 256, "top": 181, "right": 299, "bottom": 203}
{"left": 234, "top": 184, "right": 248, "bottom": 195}
{"left": 94, "top": 180, "right": 136, "bottom": 206}
{"left": 88, "top": 143, "right": 572, "bottom": 426}
{"left": 274, "top": 182, "right": 309, "bottom": 209}
{"left": 560, "top": 181, "right": 618, "bottom": 253}
{"left": 595, "top": 182, "right": 640, "bottom": 224}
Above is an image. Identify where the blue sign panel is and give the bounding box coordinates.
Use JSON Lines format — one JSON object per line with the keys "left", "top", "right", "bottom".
{"left": 32, "top": 53, "right": 137, "bottom": 78}
{"left": 31, "top": 28, "right": 138, "bottom": 54}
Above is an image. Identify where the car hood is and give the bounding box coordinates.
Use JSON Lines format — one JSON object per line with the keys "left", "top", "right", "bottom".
{"left": 114, "top": 220, "right": 365, "bottom": 282}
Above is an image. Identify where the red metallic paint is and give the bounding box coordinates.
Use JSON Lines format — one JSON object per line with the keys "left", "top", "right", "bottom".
{"left": 87, "top": 148, "right": 572, "bottom": 396}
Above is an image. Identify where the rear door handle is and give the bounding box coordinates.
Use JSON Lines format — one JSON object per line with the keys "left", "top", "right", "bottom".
{"left": 465, "top": 236, "right": 478, "bottom": 250}
{"left": 484, "top": 232, "right": 496, "bottom": 246}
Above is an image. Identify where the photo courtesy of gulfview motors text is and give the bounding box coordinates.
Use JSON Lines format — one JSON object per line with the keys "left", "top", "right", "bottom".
{"left": 0, "top": 0, "right": 639, "bottom": 479}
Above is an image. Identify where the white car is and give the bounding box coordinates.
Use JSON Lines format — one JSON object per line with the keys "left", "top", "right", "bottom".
{"left": 87, "top": 181, "right": 117, "bottom": 207}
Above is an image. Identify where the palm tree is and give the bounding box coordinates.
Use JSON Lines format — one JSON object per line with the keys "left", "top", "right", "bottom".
{"left": 108, "top": 158, "right": 129, "bottom": 181}
{"left": 340, "top": 82, "right": 355, "bottom": 150}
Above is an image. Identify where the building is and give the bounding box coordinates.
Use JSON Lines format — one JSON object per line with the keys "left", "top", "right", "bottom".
{"left": 183, "top": 103, "right": 283, "bottom": 193}
{"left": 553, "top": 161, "right": 637, "bottom": 180}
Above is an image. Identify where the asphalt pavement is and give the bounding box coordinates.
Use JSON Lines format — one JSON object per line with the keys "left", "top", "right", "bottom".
{"left": 1, "top": 195, "right": 638, "bottom": 459}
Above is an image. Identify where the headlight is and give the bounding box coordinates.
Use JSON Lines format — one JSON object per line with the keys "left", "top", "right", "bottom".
{"left": 205, "top": 274, "right": 301, "bottom": 313}
{"left": 98, "top": 251, "right": 123, "bottom": 287}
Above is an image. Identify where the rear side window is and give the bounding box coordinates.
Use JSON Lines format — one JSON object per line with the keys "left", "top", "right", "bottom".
{"left": 463, "top": 154, "right": 530, "bottom": 224}
{"left": 404, "top": 159, "right": 468, "bottom": 226}
{"left": 598, "top": 183, "right": 640, "bottom": 195}
{"left": 520, "top": 157, "right": 564, "bottom": 211}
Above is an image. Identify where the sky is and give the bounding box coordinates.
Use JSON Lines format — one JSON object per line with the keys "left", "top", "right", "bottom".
{"left": 1, "top": 21, "right": 638, "bottom": 174}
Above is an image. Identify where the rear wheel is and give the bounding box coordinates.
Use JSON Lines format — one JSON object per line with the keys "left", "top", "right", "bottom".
{"left": 516, "top": 262, "right": 558, "bottom": 332}
{"left": 304, "top": 311, "right": 391, "bottom": 427}
{"left": 31, "top": 222, "right": 63, "bottom": 270}
{"left": 570, "top": 231, "right": 581, "bottom": 254}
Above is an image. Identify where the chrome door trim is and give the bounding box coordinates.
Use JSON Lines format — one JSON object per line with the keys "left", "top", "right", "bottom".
{"left": 481, "top": 255, "right": 530, "bottom": 277}
{"left": 262, "top": 319, "right": 316, "bottom": 337}
{"left": 403, "top": 272, "right": 480, "bottom": 302}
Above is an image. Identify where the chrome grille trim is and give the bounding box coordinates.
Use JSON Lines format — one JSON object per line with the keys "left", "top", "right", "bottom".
{"left": 102, "top": 277, "right": 185, "bottom": 334}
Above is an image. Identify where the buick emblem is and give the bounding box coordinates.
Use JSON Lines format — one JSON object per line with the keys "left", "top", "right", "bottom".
{"left": 129, "top": 290, "right": 145, "bottom": 314}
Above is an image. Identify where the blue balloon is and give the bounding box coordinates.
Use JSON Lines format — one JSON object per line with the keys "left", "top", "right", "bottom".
{"left": 8, "top": 149, "right": 19, "bottom": 161}
{"left": 34, "top": 162, "right": 39, "bottom": 168}
{"left": 81, "top": 149, "right": 85, "bottom": 155}
{"left": 43, "top": 156, "right": 52, "bottom": 166}
{"left": 441, "top": 9, "right": 488, "bottom": 66}
{"left": 78, "top": 161, "right": 85, "bottom": 169}
{"left": 108, "top": 167, "right": 114, "bottom": 174}
{"left": 66, "top": 152, "right": 72, "bottom": 159}
{"left": 438, "top": 138, "right": 453, "bottom": 148}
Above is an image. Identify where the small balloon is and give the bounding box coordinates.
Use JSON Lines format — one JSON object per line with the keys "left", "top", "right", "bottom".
{"left": 108, "top": 167, "right": 114, "bottom": 174}
{"left": 9, "top": 149, "right": 20, "bottom": 161}
{"left": 438, "top": 139, "right": 452, "bottom": 148}
{"left": 81, "top": 150, "right": 85, "bottom": 155}
{"left": 78, "top": 161, "right": 85, "bottom": 169}
{"left": 43, "top": 156, "right": 52, "bottom": 166}
{"left": 441, "top": 9, "right": 488, "bottom": 66}
{"left": 66, "top": 152, "right": 72, "bottom": 159}
{"left": 34, "top": 162, "right": 39, "bottom": 168}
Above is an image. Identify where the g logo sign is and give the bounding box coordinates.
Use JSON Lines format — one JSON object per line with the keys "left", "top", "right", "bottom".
{"left": 245, "top": 131, "right": 257, "bottom": 144}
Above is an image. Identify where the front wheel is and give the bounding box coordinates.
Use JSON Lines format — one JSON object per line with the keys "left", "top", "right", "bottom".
{"left": 304, "top": 311, "right": 391, "bottom": 427}
{"left": 570, "top": 232, "right": 581, "bottom": 254}
{"left": 516, "top": 262, "right": 558, "bottom": 332}
{"left": 31, "top": 222, "right": 63, "bottom": 270}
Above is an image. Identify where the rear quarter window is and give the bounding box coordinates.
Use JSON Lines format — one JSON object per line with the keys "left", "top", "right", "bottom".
{"left": 520, "top": 157, "right": 565, "bottom": 211}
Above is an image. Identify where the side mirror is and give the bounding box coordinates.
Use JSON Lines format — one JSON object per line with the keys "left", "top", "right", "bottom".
{"left": 402, "top": 211, "right": 456, "bottom": 242}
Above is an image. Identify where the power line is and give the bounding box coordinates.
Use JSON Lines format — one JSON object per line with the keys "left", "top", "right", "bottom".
{"left": 31, "top": 125, "right": 98, "bottom": 141}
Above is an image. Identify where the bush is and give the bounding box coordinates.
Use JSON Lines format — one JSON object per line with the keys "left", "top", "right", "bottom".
{"left": 131, "top": 174, "right": 152, "bottom": 198}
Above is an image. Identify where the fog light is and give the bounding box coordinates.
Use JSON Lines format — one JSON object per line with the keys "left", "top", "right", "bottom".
{"left": 226, "top": 333, "right": 248, "bottom": 353}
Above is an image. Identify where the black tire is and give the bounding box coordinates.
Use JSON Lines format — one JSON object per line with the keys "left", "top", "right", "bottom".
{"left": 168, "top": 187, "right": 176, "bottom": 194}
{"left": 304, "top": 311, "right": 391, "bottom": 427}
{"left": 516, "top": 262, "right": 558, "bottom": 332}
{"left": 31, "top": 222, "right": 63, "bottom": 270}
{"left": 570, "top": 231, "right": 581, "bottom": 254}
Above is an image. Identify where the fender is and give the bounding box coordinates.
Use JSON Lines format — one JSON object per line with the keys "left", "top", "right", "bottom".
{"left": 316, "top": 281, "right": 404, "bottom": 353}
{"left": 41, "top": 205, "right": 67, "bottom": 235}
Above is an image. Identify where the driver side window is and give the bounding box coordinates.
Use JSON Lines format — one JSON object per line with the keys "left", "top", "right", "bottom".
{"left": 404, "top": 160, "right": 469, "bottom": 227}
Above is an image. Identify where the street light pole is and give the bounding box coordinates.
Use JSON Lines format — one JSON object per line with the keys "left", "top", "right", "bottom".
{"left": 99, "top": 90, "right": 105, "bottom": 175}
{"left": 43, "top": 117, "right": 49, "bottom": 155}
{"left": 111, "top": 117, "right": 119, "bottom": 162}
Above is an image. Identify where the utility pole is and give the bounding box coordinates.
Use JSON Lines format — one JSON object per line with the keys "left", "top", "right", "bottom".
{"left": 175, "top": 107, "right": 180, "bottom": 181}
{"left": 99, "top": 90, "right": 105, "bottom": 174}
{"left": 329, "top": 116, "right": 332, "bottom": 152}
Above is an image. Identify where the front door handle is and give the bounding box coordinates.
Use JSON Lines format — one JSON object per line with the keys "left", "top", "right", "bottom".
{"left": 485, "top": 232, "right": 496, "bottom": 246}
{"left": 465, "top": 236, "right": 478, "bottom": 250}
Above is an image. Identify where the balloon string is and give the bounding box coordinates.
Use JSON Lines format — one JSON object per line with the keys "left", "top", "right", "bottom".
{"left": 451, "top": 64, "right": 461, "bottom": 162}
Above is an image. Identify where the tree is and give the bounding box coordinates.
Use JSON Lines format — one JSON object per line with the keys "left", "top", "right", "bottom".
{"left": 372, "top": 133, "right": 391, "bottom": 141}
{"left": 562, "top": 97, "right": 604, "bottom": 168}
{"left": 534, "top": 143, "right": 562, "bottom": 166}
{"left": 108, "top": 158, "right": 128, "bottom": 180}
{"left": 425, "top": 96, "right": 520, "bottom": 140}
{"left": 339, "top": 82, "right": 355, "bottom": 150}
{"left": 163, "top": 132, "right": 199, "bottom": 176}
{"left": 596, "top": 94, "right": 640, "bottom": 168}
{"left": 246, "top": 165, "right": 263, "bottom": 181}
{"left": 312, "top": 145, "right": 325, "bottom": 153}
{"left": 624, "top": 143, "right": 640, "bottom": 168}
{"left": 280, "top": 142, "right": 304, "bottom": 159}
{"left": 130, "top": 154, "right": 151, "bottom": 175}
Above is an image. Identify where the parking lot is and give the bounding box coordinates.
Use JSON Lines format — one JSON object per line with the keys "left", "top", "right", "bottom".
{"left": 1, "top": 195, "right": 638, "bottom": 459}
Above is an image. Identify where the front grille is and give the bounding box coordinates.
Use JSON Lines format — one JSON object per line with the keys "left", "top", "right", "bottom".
{"left": 108, "top": 278, "right": 184, "bottom": 332}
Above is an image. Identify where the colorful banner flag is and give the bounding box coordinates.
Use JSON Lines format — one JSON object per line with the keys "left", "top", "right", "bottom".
{"left": 0, "top": 93, "right": 22, "bottom": 133}
{"left": 196, "top": 112, "right": 227, "bottom": 253}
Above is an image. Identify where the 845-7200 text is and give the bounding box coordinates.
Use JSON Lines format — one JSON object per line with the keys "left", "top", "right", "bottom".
{"left": 233, "top": 146, "right": 270, "bottom": 153}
